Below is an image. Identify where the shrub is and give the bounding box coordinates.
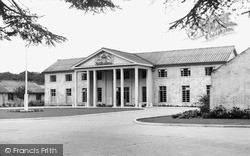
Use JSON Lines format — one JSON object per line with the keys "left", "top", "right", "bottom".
{"left": 205, "top": 105, "right": 228, "bottom": 118}
{"left": 28, "top": 100, "right": 45, "bottom": 107}
{"left": 198, "top": 94, "right": 210, "bottom": 113}
{"left": 172, "top": 110, "right": 202, "bottom": 119}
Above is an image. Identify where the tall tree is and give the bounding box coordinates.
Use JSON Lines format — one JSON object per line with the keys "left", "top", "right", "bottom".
{"left": 0, "top": 0, "right": 250, "bottom": 46}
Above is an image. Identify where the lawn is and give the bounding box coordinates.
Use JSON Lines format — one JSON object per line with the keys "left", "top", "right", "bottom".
{"left": 0, "top": 108, "right": 142, "bottom": 119}
{"left": 137, "top": 115, "right": 250, "bottom": 125}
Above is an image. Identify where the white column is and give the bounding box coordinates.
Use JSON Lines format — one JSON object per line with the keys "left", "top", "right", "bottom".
{"left": 74, "top": 70, "right": 77, "bottom": 107}
{"left": 93, "top": 70, "right": 97, "bottom": 107}
{"left": 147, "top": 68, "right": 153, "bottom": 107}
{"left": 120, "top": 68, "right": 124, "bottom": 107}
{"left": 86, "top": 70, "right": 90, "bottom": 107}
{"left": 113, "top": 69, "right": 117, "bottom": 107}
{"left": 135, "top": 67, "right": 139, "bottom": 107}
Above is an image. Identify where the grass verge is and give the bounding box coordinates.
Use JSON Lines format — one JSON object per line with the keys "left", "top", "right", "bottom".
{"left": 137, "top": 115, "right": 250, "bottom": 125}
{"left": 0, "top": 108, "right": 142, "bottom": 119}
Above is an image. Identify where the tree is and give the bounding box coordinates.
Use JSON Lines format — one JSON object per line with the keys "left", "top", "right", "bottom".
{"left": 13, "top": 86, "right": 30, "bottom": 100}
{"left": 1, "top": 0, "right": 250, "bottom": 46}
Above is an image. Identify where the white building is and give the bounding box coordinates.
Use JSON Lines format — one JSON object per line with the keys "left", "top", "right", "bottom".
{"left": 43, "top": 46, "right": 237, "bottom": 107}
{"left": 211, "top": 47, "right": 250, "bottom": 109}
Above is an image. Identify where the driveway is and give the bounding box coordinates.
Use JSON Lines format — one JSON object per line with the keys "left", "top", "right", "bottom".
{"left": 0, "top": 107, "right": 250, "bottom": 156}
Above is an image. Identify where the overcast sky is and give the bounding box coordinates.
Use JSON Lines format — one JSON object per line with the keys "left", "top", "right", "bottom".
{"left": 1, "top": 0, "right": 250, "bottom": 73}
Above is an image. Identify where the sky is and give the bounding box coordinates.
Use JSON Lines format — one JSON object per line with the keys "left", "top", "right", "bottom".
{"left": 1, "top": 0, "right": 250, "bottom": 73}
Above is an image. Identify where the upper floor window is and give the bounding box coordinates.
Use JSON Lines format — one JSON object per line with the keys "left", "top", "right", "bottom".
{"left": 65, "top": 74, "right": 72, "bottom": 81}
{"left": 50, "top": 75, "right": 56, "bottom": 82}
{"left": 124, "top": 71, "right": 130, "bottom": 79}
{"left": 158, "top": 69, "right": 167, "bottom": 77}
{"left": 205, "top": 67, "right": 214, "bottom": 76}
{"left": 81, "top": 73, "right": 87, "bottom": 80}
{"left": 181, "top": 68, "right": 191, "bottom": 77}
{"left": 97, "top": 72, "right": 102, "bottom": 80}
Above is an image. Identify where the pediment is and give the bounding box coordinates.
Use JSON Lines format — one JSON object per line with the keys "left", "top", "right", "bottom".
{"left": 75, "top": 50, "right": 134, "bottom": 68}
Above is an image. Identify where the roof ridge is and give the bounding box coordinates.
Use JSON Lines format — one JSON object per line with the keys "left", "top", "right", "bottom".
{"left": 57, "top": 57, "right": 85, "bottom": 61}
{"left": 135, "top": 45, "right": 235, "bottom": 55}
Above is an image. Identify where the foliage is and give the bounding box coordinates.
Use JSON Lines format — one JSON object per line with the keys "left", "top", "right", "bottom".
{"left": 168, "top": 0, "right": 250, "bottom": 35}
{"left": 198, "top": 94, "right": 210, "bottom": 113}
{"left": 13, "top": 86, "right": 30, "bottom": 100}
{"left": 172, "top": 109, "right": 202, "bottom": 119}
{"left": 0, "top": 71, "right": 44, "bottom": 85}
{"left": 28, "top": 100, "right": 44, "bottom": 107}
{"left": 1, "top": 0, "right": 250, "bottom": 45}
{"left": 0, "top": 0, "right": 66, "bottom": 46}
{"left": 172, "top": 105, "right": 250, "bottom": 119}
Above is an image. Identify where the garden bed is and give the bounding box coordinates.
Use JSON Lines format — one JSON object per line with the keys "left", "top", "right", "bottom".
{"left": 0, "top": 108, "right": 142, "bottom": 119}
{"left": 137, "top": 115, "right": 250, "bottom": 125}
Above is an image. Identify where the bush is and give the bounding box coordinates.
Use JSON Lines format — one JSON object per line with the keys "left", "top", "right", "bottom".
{"left": 172, "top": 105, "right": 250, "bottom": 119}
{"left": 28, "top": 100, "right": 45, "bottom": 107}
{"left": 198, "top": 95, "right": 210, "bottom": 113}
{"left": 172, "top": 110, "right": 202, "bottom": 119}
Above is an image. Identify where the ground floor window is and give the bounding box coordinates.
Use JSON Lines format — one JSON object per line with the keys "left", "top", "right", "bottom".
{"left": 51, "top": 89, "right": 56, "bottom": 102}
{"left": 82, "top": 88, "right": 87, "bottom": 102}
{"left": 66, "top": 88, "right": 72, "bottom": 96}
{"left": 124, "top": 87, "right": 129, "bottom": 103}
{"left": 206, "top": 85, "right": 211, "bottom": 97}
{"left": 8, "top": 93, "right": 14, "bottom": 101}
{"left": 159, "top": 86, "right": 167, "bottom": 102}
{"left": 182, "top": 86, "right": 190, "bottom": 102}
{"left": 97, "top": 88, "right": 102, "bottom": 102}
{"left": 142, "top": 87, "right": 147, "bottom": 102}
{"left": 36, "top": 94, "right": 42, "bottom": 101}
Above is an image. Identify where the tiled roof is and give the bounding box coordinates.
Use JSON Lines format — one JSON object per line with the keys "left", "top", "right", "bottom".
{"left": 135, "top": 46, "right": 236, "bottom": 65}
{"left": 102, "top": 47, "right": 153, "bottom": 65}
{"left": 0, "top": 80, "right": 44, "bottom": 93}
{"left": 43, "top": 57, "right": 84, "bottom": 73}
{"left": 43, "top": 46, "right": 236, "bottom": 73}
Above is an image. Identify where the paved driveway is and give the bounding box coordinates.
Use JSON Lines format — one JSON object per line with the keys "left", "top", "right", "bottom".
{"left": 1, "top": 107, "right": 250, "bottom": 156}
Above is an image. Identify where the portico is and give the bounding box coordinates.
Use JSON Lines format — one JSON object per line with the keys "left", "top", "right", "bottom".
{"left": 71, "top": 48, "right": 153, "bottom": 108}
{"left": 73, "top": 66, "right": 153, "bottom": 108}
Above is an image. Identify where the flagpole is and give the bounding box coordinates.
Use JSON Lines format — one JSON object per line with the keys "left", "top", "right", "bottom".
{"left": 24, "top": 47, "right": 28, "bottom": 111}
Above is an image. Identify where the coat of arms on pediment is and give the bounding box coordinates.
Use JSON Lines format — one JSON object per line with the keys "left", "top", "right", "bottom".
{"left": 95, "top": 52, "right": 114, "bottom": 65}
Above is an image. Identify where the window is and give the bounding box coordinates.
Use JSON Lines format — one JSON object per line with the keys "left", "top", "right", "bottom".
{"left": 158, "top": 69, "right": 167, "bottom": 77}
{"left": 159, "top": 86, "right": 167, "bottom": 102}
{"left": 65, "top": 74, "right": 72, "bottom": 81}
{"left": 142, "top": 70, "right": 147, "bottom": 79}
{"left": 51, "top": 89, "right": 56, "bottom": 102}
{"left": 36, "top": 94, "right": 42, "bottom": 101}
{"left": 97, "top": 88, "right": 102, "bottom": 102}
{"left": 181, "top": 68, "right": 191, "bottom": 77}
{"left": 81, "top": 73, "right": 87, "bottom": 80}
{"left": 66, "top": 88, "right": 72, "bottom": 96}
{"left": 51, "top": 89, "right": 56, "bottom": 96}
{"left": 142, "top": 87, "right": 147, "bottom": 102}
{"left": 124, "top": 87, "right": 130, "bottom": 103}
{"left": 116, "top": 70, "right": 120, "bottom": 79}
{"left": 206, "top": 85, "right": 211, "bottom": 97}
{"left": 205, "top": 67, "right": 214, "bottom": 76}
{"left": 182, "top": 86, "right": 190, "bottom": 102}
{"left": 50, "top": 75, "right": 56, "bottom": 82}
{"left": 124, "top": 71, "right": 130, "bottom": 79}
{"left": 8, "top": 93, "right": 14, "bottom": 101}
{"left": 97, "top": 72, "right": 102, "bottom": 80}
{"left": 82, "top": 88, "right": 87, "bottom": 102}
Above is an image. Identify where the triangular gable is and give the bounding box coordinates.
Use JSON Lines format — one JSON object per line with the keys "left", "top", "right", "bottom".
{"left": 74, "top": 48, "right": 141, "bottom": 68}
